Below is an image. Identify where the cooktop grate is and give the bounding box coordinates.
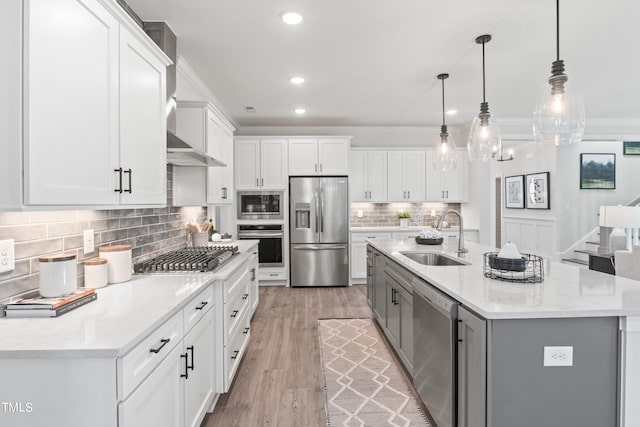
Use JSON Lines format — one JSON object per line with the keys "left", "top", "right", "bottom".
{"left": 134, "top": 245, "right": 239, "bottom": 273}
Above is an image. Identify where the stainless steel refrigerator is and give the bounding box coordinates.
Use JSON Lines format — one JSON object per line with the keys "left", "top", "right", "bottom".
{"left": 289, "top": 177, "right": 349, "bottom": 287}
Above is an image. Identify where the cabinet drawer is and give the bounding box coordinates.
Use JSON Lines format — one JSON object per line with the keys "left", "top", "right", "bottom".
{"left": 224, "top": 308, "right": 251, "bottom": 390}
{"left": 259, "top": 270, "right": 285, "bottom": 281}
{"left": 224, "top": 264, "right": 250, "bottom": 302}
{"left": 225, "top": 279, "right": 250, "bottom": 342}
{"left": 117, "top": 310, "right": 184, "bottom": 400}
{"left": 351, "top": 232, "right": 391, "bottom": 243}
{"left": 183, "top": 284, "right": 214, "bottom": 333}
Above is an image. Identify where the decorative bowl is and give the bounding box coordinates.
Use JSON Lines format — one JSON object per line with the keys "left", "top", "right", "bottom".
{"left": 415, "top": 236, "right": 444, "bottom": 245}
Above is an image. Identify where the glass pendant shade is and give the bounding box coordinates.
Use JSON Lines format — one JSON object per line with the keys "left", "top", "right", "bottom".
{"left": 433, "top": 128, "right": 457, "bottom": 171}
{"left": 468, "top": 108, "right": 501, "bottom": 161}
{"left": 533, "top": 68, "right": 585, "bottom": 146}
{"left": 467, "top": 34, "right": 502, "bottom": 162}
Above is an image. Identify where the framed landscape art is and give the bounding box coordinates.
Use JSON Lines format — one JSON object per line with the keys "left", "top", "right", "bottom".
{"left": 505, "top": 175, "right": 524, "bottom": 209}
{"left": 525, "top": 172, "right": 550, "bottom": 209}
{"left": 623, "top": 141, "right": 640, "bottom": 155}
{"left": 580, "top": 153, "right": 615, "bottom": 189}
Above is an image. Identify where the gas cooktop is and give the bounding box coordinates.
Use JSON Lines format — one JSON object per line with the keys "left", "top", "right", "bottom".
{"left": 133, "top": 245, "right": 239, "bottom": 273}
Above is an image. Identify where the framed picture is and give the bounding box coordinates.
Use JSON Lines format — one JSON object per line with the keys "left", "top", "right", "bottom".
{"left": 580, "top": 153, "right": 616, "bottom": 189}
{"left": 505, "top": 175, "right": 525, "bottom": 209}
{"left": 525, "top": 172, "right": 550, "bottom": 209}
{"left": 623, "top": 141, "right": 640, "bottom": 155}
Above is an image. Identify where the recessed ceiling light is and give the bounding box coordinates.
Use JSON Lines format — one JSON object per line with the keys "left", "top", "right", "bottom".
{"left": 244, "top": 106, "right": 256, "bottom": 113}
{"left": 446, "top": 109, "right": 458, "bottom": 116}
{"left": 294, "top": 108, "right": 306, "bottom": 115}
{"left": 280, "top": 11, "right": 303, "bottom": 25}
{"left": 290, "top": 76, "right": 305, "bottom": 85}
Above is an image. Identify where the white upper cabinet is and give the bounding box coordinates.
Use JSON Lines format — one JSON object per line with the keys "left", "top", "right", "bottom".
{"left": 235, "top": 138, "right": 288, "bottom": 190}
{"left": 425, "top": 149, "right": 468, "bottom": 202}
{"left": 350, "top": 150, "right": 387, "bottom": 202}
{"left": 119, "top": 26, "right": 167, "bottom": 205}
{"left": 23, "top": 0, "right": 121, "bottom": 206}
{"left": 289, "top": 138, "right": 350, "bottom": 175}
{"left": 174, "top": 101, "right": 235, "bottom": 206}
{"left": 2, "top": 0, "right": 170, "bottom": 209}
{"left": 387, "top": 151, "right": 425, "bottom": 202}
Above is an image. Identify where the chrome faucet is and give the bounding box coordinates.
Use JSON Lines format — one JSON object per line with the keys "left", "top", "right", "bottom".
{"left": 437, "top": 210, "right": 468, "bottom": 254}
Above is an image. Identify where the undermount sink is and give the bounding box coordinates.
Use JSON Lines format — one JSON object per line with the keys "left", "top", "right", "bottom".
{"left": 399, "top": 251, "right": 470, "bottom": 266}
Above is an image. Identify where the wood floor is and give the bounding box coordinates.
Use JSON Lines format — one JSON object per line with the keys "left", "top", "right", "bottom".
{"left": 204, "top": 284, "right": 372, "bottom": 426}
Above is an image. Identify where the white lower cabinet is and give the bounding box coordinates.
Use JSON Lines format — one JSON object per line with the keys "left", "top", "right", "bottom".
{"left": 118, "top": 343, "right": 185, "bottom": 427}
{"left": 351, "top": 232, "right": 391, "bottom": 282}
{"left": 119, "top": 290, "right": 215, "bottom": 427}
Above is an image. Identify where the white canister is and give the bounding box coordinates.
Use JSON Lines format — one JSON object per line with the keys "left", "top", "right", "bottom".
{"left": 84, "top": 257, "right": 108, "bottom": 289}
{"left": 99, "top": 245, "right": 132, "bottom": 284}
{"left": 192, "top": 232, "right": 209, "bottom": 247}
{"left": 39, "top": 253, "right": 77, "bottom": 297}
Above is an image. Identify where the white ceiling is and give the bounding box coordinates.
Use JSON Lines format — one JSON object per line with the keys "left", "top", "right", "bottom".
{"left": 127, "top": 0, "right": 640, "bottom": 130}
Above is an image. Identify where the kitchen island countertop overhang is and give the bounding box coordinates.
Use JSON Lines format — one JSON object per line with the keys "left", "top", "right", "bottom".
{"left": 367, "top": 237, "right": 640, "bottom": 319}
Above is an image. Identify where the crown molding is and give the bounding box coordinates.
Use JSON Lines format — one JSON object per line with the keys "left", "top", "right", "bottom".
{"left": 236, "top": 125, "right": 449, "bottom": 136}
{"left": 176, "top": 57, "right": 238, "bottom": 130}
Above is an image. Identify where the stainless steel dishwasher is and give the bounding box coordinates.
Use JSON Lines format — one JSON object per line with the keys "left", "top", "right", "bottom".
{"left": 412, "top": 277, "right": 459, "bottom": 427}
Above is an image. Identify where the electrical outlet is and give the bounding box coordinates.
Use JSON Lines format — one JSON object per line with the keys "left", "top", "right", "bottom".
{"left": 84, "top": 229, "right": 95, "bottom": 255}
{"left": 357, "top": 209, "right": 364, "bottom": 218}
{"left": 0, "top": 239, "right": 15, "bottom": 273}
{"left": 543, "top": 346, "right": 573, "bottom": 366}
{"left": 430, "top": 210, "right": 436, "bottom": 217}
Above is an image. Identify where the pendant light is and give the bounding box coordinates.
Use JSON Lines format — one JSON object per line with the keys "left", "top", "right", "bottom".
{"left": 433, "top": 73, "right": 457, "bottom": 171}
{"left": 533, "top": 0, "right": 585, "bottom": 146}
{"left": 468, "top": 34, "right": 502, "bottom": 162}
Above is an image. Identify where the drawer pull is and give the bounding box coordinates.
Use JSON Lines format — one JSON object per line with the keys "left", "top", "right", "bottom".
{"left": 195, "top": 301, "right": 208, "bottom": 310}
{"left": 187, "top": 345, "right": 195, "bottom": 371}
{"left": 180, "top": 353, "right": 189, "bottom": 379}
{"left": 243, "top": 327, "right": 250, "bottom": 334}
{"left": 231, "top": 350, "right": 240, "bottom": 360}
{"left": 149, "top": 338, "right": 170, "bottom": 354}
{"left": 242, "top": 293, "right": 249, "bottom": 300}
{"left": 269, "top": 273, "right": 278, "bottom": 277}
{"left": 230, "top": 310, "right": 239, "bottom": 318}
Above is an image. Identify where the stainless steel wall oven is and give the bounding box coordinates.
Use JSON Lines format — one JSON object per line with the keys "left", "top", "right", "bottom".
{"left": 237, "top": 224, "right": 284, "bottom": 267}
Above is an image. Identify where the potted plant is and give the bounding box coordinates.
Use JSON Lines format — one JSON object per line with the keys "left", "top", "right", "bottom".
{"left": 397, "top": 210, "right": 411, "bottom": 228}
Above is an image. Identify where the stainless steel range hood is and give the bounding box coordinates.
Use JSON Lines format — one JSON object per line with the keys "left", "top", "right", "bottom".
{"left": 143, "top": 22, "right": 225, "bottom": 167}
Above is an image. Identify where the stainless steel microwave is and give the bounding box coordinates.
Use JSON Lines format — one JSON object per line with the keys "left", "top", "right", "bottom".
{"left": 237, "top": 191, "right": 284, "bottom": 220}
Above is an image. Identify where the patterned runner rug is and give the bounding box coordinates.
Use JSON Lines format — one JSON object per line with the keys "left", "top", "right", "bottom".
{"left": 318, "top": 318, "right": 429, "bottom": 427}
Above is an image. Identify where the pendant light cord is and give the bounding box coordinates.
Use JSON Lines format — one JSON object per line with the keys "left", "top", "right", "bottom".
{"left": 441, "top": 77, "right": 446, "bottom": 126}
{"left": 556, "top": 0, "right": 560, "bottom": 61}
{"left": 482, "top": 41, "right": 486, "bottom": 103}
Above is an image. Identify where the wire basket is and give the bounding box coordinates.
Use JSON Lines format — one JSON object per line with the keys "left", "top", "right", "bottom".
{"left": 483, "top": 252, "right": 544, "bottom": 283}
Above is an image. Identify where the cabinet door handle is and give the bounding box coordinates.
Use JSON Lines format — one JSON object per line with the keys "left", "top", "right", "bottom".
{"left": 149, "top": 338, "right": 170, "bottom": 354}
{"left": 251, "top": 268, "right": 256, "bottom": 281}
{"left": 256, "top": 178, "right": 259, "bottom": 187}
{"left": 231, "top": 350, "right": 240, "bottom": 360}
{"left": 124, "top": 169, "right": 132, "bottom": 193}
{"left": 315, "top": 164, "right": 318, "bottom": 172}
{"left": 320, "top": 163, "right": 323, "bottom": 173}
{"left": 261, "top": 178, "right": 264, "bottom": 187}
{"left": 408, "top": 190, "right": 410, "bottom": 199}
{"left": 195, "top": 301, "right": 208, "bottom": 310}
{"left": 243, "top": 327, "right": 250, "bottom": 334}
{"left": 446, "top": 190, "right": 449, "bottom": 198}
{"left": 222, "top": 187, "right": 227, "bottom": 199}
{"left": 180, "top": 353, "right": 189, "bottom": 379}
{"left": 230, "top": 310, "right": 239, "bottom": 318}
{"left": 114, "top": 168, "right": 123, "bottom": 193}
{"left": 391, "top": 288, "right": 396, "bottom": 304}
{"left": 242, "top": 293, "right": 249, "bottom": 300}
{"left": 187, "top": 345, "right": 195, "bottom": 371}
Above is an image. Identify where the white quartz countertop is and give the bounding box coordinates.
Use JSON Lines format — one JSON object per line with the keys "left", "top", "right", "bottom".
{"left": 368, "top": 238, "right": 640, "bottom": 320}
{"left": 0, "top": 241, "right": 258, "bottom": 358}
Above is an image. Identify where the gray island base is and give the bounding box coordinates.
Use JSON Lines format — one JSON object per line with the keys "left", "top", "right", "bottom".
{"left": 366, "top": 238, "right": 640, "bottom": 427}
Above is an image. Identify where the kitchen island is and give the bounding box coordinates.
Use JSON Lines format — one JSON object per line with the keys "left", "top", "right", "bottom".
{"left": 0, "top": 240, "right": 258, "bottom": 427}
{"left": 367, "top": 237, "right": 640, "bottom": 427}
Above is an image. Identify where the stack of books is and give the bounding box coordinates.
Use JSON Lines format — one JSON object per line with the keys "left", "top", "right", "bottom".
{"left": 4, "top": 288, "right": 97, "bottom": 318}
